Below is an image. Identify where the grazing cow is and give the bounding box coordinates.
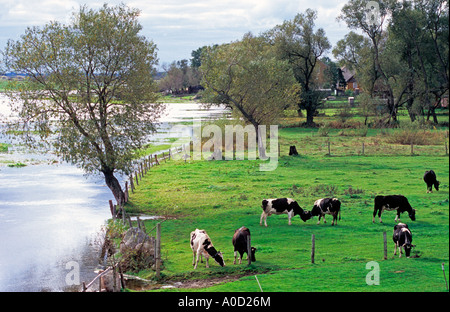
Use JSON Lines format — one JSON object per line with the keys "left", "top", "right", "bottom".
{"left": 372, "top": 195, "right": 416, "bottom": 223}
{"left": 393, "top": 223, "right": 415, "bottom": 258}
{"left": 260, "top": 198, "right": 311, "bottom": 227}
{"left": 190, "top": 229, "right": 225, "bottom": 269}
{"left": 232, "top": 226, "right": 256, "bottom": 264}
{"left": 423, "top": 170, "right": 440, "bottom": 193}
{"left": 311, "top": 198, "right": 342, "bottom": 226}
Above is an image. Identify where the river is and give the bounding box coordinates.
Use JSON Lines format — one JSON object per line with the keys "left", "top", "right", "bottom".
{"left": 0, "top": 95, "right": 228, "bottom": 291}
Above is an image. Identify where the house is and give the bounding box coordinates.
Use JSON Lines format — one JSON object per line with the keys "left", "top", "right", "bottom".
{"left": 337, "top": 67, "right": 360, "bottom": 95}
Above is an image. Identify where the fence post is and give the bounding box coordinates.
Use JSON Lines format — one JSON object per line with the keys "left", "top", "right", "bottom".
{"left": 445, "top": 141, "right": 448, "bottom": 156}
{"left": 362, "top": 142, "right": 365, "bottom": 155}
{"left": 109, "top": 200, "right": 115, "bottom": 219}
{"left": 156, "top": 222, "right": 161, "bottom": 278}
{"left": 311, "top": 234, "right": 315, "bottom": 264}
{"left": 383, "top": 231, "right": 387, "bottom": 260}
{"left": 410, "top": 143, "right": 414, "bottom": 155}
{"left": 247, "top": 235, "right": 252, "bottom": 265}
{"left": 124, "top": 181, "right": 129, "bottom": 203}
{"left": 327, "top": 142, "right": 331, "bottom": 156}
{"left": 130, "top": 174, "right": 134, "bottom": 193}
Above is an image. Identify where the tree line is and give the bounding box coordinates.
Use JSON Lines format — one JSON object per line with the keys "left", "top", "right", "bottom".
{"left": 1, "top": 1, "right": 448, "bottom": 207}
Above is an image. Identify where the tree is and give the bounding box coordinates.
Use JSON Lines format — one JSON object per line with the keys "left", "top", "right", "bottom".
{"left": 267, "top": 9, "right": 331, "bottom": 126}
{"left": 159, "top": 59, "right": 201, "bottom": 94}
{"left": 200, "top": 33, "right": 299, "bottom": 157}
{"left": 386, "top": 0, "right": 448, "bottom": 123}
{"left": 3, "top": 4, "right": 163, "bottom": 206}
{"left": 338, "top": 0, "right": 401, "bottom": 124}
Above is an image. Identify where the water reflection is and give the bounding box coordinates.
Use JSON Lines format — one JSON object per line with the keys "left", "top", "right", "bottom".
{"left": 0, "top": 98, "right": 229, "bottom": 292}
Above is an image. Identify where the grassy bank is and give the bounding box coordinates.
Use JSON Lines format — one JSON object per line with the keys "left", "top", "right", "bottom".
{"left": 123, "top": 127, "right": 449, "bottom": 292}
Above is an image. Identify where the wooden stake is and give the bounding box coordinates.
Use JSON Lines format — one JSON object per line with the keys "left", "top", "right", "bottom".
{"left": 247, "top": 235, "right": 252, "bottom": 265}
{"left": 156, "top": 222, "right": 161, "bottom": 278}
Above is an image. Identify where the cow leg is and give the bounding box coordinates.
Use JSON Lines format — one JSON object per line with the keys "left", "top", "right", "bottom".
{"left": 394, "top": 242, "right": 398, "bottom": 256}
{"left": 205, "top": 255, "right": 210, "bottom": 268}
{"left": 332, "top": 213, "right": 336, "bottom": 226}
{"left": 378, "top": 208, "right": 383, "bottom": 223}
{"left": 323, "top": 214, "right": 327, "bottom": 224}
{"left": 317, "top": 214, "right": 321, "bottom": 225}
{"left": 192, "top": 251, "right": 196, "bottom": 267}
{"left": 372, "top": 208, "right": 377, "bottom": 223}
{"left": 194, "top": 250, "right": 200, "bottom": 269}
{"left": 288, "top": 211, "right": 293, "bottom": 225}
{"left": 399, "top": 246, "right": 403, "bottom": 258}
{"left": 395, "top": 211, "right": 401, "bottom": 223}
{"left": 260, "top": 212, "right": 268, "bottom": 227}
{"left": 233, "top": 251, "right": 237, "bottom": 265}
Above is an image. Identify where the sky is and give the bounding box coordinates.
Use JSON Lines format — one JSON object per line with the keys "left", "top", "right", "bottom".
{"left": 0, "top": 0, "right": 352, "bottom": 68}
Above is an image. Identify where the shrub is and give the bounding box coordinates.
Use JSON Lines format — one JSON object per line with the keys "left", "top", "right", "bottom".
{"left": 382, "top": 128, "right": 446, "bottom": 145}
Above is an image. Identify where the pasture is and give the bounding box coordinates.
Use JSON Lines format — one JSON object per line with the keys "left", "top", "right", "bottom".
{"left": 124, "top": 125, "right": 449, "bottom": 292}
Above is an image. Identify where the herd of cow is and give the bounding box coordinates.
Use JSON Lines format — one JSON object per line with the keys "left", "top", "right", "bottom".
{"left": 190, "top": 170, "right": 441, "bottom": 268}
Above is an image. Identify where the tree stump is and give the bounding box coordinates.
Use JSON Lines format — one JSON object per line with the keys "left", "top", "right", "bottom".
{"left": 289, "top": 146, "right": 299, "bottom": 156}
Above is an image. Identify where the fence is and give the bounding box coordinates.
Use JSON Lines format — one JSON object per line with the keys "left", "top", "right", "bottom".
{"left": 286, "top": 140, "right": 449, "bottom": 157}
{"left": 82, "top": 143, "right": 190, "bottom": 292}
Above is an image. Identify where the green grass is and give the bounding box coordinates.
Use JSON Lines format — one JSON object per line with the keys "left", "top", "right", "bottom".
{"left": 122, "top": 127, "right": 449, "bottom": 292}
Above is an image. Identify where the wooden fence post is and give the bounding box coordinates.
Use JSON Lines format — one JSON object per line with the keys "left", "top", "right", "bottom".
{"left": 327, "top": 142, "right": 331, "bottom": 156}
{"left": 362, "top": 142, "right": 365, "bottom": 155}
{"left": 156, "top": 222, "right": 161, "bottom": 278}
{"left": 247, "top": 235, "right": 252, "bottom": 265}
{"left": 109, "top": 200, "right": 115, "bottom": 219}
{"left": 383, "top": 231, "right": 388, "bottom": 260}
{"left": 445, "top": 141, "right": 448, "bottom": 156}
{"left": 410, "top": 143, "right": 414, "bottom": 155}
{"left": 130, "top": 174, "right": 134, "bottom": 193}
{"left": 124, "top": 181, "right": 129, "bottom": 203}
{"left": 311, "top": 234, "right": 315, "bottom": 264}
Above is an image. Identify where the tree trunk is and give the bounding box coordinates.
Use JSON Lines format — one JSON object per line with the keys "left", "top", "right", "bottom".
{"left": 103, "top": 169, "right": 126, "bottom": 206}
{"left": 306, "top": 107, "right": 315, "bottom": 126}
{"left": 256, "top": 124, "right": 267, "bottom": 159}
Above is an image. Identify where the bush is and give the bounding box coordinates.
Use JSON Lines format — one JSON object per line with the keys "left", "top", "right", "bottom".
{"left": 382, "top": 128, "right": 446, "bottom": 145}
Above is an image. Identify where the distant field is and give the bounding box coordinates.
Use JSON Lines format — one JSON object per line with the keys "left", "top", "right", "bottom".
{"left": 124, "top": 126, "right": 449, "bottom": 292}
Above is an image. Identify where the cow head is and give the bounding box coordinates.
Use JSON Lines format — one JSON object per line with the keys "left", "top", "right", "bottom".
{"left": 409, "top": 209, "right": 416, "bottom": 221}
{"left": 213, "top": 251, "right": 225, "bottom": 267}
{"left": 301, "top": 210, "right": 312, "bottom": 222}
{"left": 434, "top": 180, "right": 440, "bottom": 191}
{"left": 250, "top": 247, "right": 257, "bottom": 262}
{"left": 403, "top": 242, "right": 416, "bottom": 258}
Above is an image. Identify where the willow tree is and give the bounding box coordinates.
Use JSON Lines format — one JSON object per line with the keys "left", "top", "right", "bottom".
{"left": 200, "top": 33, "right": 299, "bottom": 157}
{"left": 3, "top": 4, "right": 163, "bottom": 205}
{"left": 267, "top": 9, "right": 331, "bottom": 126}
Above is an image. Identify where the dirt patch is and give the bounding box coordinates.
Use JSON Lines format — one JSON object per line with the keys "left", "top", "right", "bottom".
{"left": 126, "top": 274, "right": 248, "bottom": 291}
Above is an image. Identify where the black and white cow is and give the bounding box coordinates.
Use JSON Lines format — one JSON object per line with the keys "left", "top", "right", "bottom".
{"left": 190, "top": 229, "right": 225, "bottom": 269}
{"left": 232, "top": 226, "right": 256, "bottom": 264}
{"left": 393, "top": 223, "right": 415, "bottom": 258}
{"left": 424, "top": 170, "right": 440, "bottom": 193}
{"left": 260, "top": 198, "right": 311, "bottom": 227}
{"left": 311, "top": 198, "right": 341, "bottom": 225}
{"left": 372, "top": 195, "right": 416, "bottom": 223}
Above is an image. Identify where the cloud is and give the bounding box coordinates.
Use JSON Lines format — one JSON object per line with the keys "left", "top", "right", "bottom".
{"left": 0, "top": 0, "right": 350, "bottom": 64}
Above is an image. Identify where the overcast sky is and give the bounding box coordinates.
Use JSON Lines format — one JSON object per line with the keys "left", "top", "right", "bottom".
{"left": 0, "top": 0, "right": 352, "bottom": 68}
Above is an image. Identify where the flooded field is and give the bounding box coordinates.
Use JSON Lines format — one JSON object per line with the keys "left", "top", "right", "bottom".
{"left": 0, "top": 94, "right": 229, "bottom": 291}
